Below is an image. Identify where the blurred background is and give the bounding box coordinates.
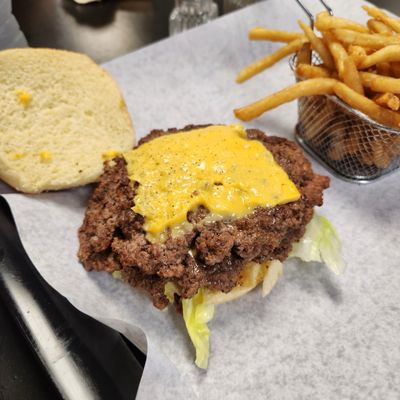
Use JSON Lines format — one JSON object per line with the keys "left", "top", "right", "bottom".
{"left": 12, "top": 0, "right": 400, "bottom": 64}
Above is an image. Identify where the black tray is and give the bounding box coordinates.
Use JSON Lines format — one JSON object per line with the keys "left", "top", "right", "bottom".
{"left": 0, "top": 198, "right": 145, "bottom": 399}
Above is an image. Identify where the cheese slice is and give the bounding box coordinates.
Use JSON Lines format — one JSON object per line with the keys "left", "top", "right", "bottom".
{"left": 124, "top": 125, "right": 300, "bottom": 241}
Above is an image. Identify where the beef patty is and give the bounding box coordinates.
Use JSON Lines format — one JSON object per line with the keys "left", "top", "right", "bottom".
{"left": 78, "top": 126, "right": 330, "bottom": 309}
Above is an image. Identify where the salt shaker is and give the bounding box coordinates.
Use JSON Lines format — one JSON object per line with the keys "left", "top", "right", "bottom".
{"left": 169, "top": 0, "right": 218, "bottom": 36}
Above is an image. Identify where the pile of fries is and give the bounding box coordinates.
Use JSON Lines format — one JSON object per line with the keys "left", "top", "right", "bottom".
{"left": 234, "top": 6, "right": 400, "bottom": 177}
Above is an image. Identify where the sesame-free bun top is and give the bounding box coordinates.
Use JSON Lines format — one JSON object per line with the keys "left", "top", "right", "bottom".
{"left": 0, "top": 48, "right": 135, "bottom": 193}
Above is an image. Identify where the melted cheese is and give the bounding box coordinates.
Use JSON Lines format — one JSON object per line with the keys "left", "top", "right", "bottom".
{"left": 102, "top": 149, "right": 121, "bottom": 160}
{"left": 39, "top": 150, "right": 52, "bottom": 163}
{"left": 124, "top": 125, "right": 300, "bottom": 241}
{"left": 15, "top": 89, "right": 32, "bottom": 106}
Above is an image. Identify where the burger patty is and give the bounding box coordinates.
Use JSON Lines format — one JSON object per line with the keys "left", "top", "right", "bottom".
{"left": 78, "top": 126, "right": 330, "bottom": 309}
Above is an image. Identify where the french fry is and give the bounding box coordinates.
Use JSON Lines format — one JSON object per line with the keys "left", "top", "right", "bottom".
{"left": 315, "top": 11, "right": 369, "bottom": 33}
{"left": 298, "top": 20, "right": 335, "bottom": 69}
{"left": 373, "top": 92, "right": 400, "bottom": 110}
{"left": 372, "top": 139, "right": 392, "bottom": 168}
{"left": 360, "top": 71, "right": 400, "bottom": 93}
{"left": 326, "top": 40, "right": 346, "bottom": 78}
{"left": 326, "top": 40, "right": 364, "bottom": 94}
{"left": 375, "top": 95, "right": 399, "bottom": 111}
{"left": 234, "top": 78, "right": 337, "bottom": 121}
{"left": 248, "top": 27, "right": 305, "bottom": 42}
{"left": 391, "top": 62, "right": 400, "bottom": 78}
{"left": 358, "top": 147, "right": 375, "bottom": 166}
{"left": 362, "top": 5, "right": 400, "bottom": 34}
{"left": 331, "top": 29, "right": 400, "bottom": 49}
{"left": 376, "top": 62, "right": 392, "bottom": 76}
{"left": 296, "top": 43, "right": 312, "bottom": 65}
{"left": 342, "top": 57, "right": 364, "bottom": 95}
{"left": 382, "top": 136, "right": 400, "bottom": 159}
{"left": 387, "top": 136, "right": 400, "bottom": 156}
{"left": 358, "top": 45, "right": 400, "bottom": 69}
{"left": 235, "top": 6, "right": 400, "bottom": 175}
{"left": 235, "top": 78, "right": 400, "bottom": 128}
{"left": 327, "top": 145, "right": 342, "bottom": 163}
{"left": 330, "top": 70, "right": 339, "bottom": 80}
{"left": 298, "top": 96, "right": 337, "bottom": 142}
{"left": 367, "top": 19, "right": 394, "bottom": 35}
{"left": 327, "top": 132, "right": 347, "bottom": 161}
{"left": 344, "top": 133, "right": 360, "bottom": 155}
{"left": 295, "top": 63, "right": 332, "bottom": 79}
{"left": 236, "top": 37, "right": 306, "bottom": 83}
{"left": 347, "top": 45, "right": 367, "bottom": 67}
{"left": 359, "top": 71, "right": 379, "bottom": 88}
{"left": 333, "top": 81, "right": 400, "bottom": 128}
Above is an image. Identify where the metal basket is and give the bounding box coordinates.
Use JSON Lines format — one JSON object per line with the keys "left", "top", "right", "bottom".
{"left": 290, "top": 55, "right": 400, "bottom": 183}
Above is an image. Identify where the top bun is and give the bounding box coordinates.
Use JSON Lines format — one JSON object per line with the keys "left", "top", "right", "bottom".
{"left": 0, "top": 48, "right": 135, "bottom": 193}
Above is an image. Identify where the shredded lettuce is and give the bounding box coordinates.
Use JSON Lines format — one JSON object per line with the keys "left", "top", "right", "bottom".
{"left": 290, "top": 213, "right": 345, "bottom": 274}
{"left": 163, "top": 214, "right": 343, "bottom": 369}
{"left": 182, "top": 289, "right": 215, "bottom": 369}
{"left": 164, "top": 281, "right": 179, "bottom": 303}
{"left": 112, "top": 271, "right": 122, "bottom": 280}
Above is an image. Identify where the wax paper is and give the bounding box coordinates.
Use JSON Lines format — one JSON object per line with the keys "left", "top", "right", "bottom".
{"left": 1, "top": 1, "right": 400, "bottom": 399}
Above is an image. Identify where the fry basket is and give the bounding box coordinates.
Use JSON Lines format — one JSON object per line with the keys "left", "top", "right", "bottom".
{"left": 290, "top": 55, "right": 400, "bottom": 183}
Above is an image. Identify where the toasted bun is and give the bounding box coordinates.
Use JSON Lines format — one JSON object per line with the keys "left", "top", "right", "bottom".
{"left": 204, "top": 260, "right": 283, "bottom": 305}
{"left": 0, "top": 48, "right": 134, "bottom": 193}
{"left": 204, "top": 261, "right": 269, "bottom": 305}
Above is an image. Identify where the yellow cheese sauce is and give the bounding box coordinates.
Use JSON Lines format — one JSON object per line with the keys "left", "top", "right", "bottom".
{"left": 124, "top": 125, "right": 300, "bottom": 241}
{"left": 15, "top": 89, "right": 32, "bottom": 106}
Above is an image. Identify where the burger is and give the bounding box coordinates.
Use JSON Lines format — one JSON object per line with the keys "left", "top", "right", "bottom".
{"left": 78, "top": 124, "right": 343, "bottom": 368}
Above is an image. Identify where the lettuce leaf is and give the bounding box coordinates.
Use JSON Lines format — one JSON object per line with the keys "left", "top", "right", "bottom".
{"left": 164, "top": 281, "right": 179, "bottom": 303}
{"left": 181, "top": 289, "right": 215, "bottom": 369}
{"left": 290, "top": 213, "right": 345, "bottom": 274}
{"left": 165, "top": 283, "right": 215, "bottom": 368}
{"left": 111, "top": 271, "right": 122, "bottom": 280}
{"left": 164, "top": 213, "right": 343, "bottom": 369}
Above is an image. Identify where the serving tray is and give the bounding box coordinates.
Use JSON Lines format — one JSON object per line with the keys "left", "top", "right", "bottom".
{"left": 0, "top": 198, "right": 144, "bottom": 400}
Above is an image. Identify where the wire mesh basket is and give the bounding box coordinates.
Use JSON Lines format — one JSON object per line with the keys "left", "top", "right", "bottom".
{"left": 290, "top": 55, "right": 400, "bottom": 183}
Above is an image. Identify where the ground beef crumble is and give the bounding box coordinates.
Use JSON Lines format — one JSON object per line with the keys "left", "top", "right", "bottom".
{"left": 78, "top": 126, "right": 329, "bottom": 309}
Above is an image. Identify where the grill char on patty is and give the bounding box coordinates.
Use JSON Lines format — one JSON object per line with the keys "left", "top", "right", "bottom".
{"left": 78, "top": 126, "right": 330, "bottom": 309}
